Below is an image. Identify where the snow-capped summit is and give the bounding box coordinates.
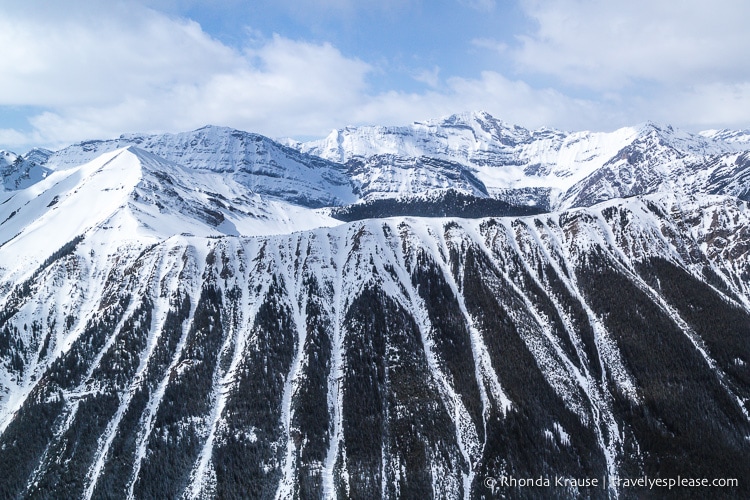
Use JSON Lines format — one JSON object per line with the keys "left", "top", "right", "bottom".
{"left": 41, "top": 125, "right": 357, "bottom": 208}
{"left": 299, "top": 110, "right": 541, "bottom": 165}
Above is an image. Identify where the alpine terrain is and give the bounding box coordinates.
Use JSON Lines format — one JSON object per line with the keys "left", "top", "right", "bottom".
{"left": 1, "top": 111, "right": 749, "bottom": 499}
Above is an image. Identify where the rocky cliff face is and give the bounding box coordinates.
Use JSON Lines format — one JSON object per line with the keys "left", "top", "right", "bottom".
{"left": 1, "top": 190, "right": 749, "bottom": 498}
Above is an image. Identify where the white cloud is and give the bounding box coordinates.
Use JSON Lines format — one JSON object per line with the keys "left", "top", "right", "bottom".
{"left": 0, "top": 1, "right": 603, "bottom": 150}
{"left": 412, "top": 66, "right": 441, "bottom": 88}
{"left": 0, "top": 3, "right": 375, "bottom": 148}
{"left": 461, "top": 0, "right": 750, "bottom": 131}
{"left": 644, "top": 82, "right": 750, "bottom": 130}
{"left": 514, "top": 0, "right": 750, "bottom": 90}
{"left": 349, "top": 71, "right": 605, "bottom": 132}
{"left": 0, "top": 128, "right": 35, "bottom": 148}
{"left": 3, "top": 0, "right": 748, "bottom": 152}
{"left": 0, "top": 3, "right": 241, "bottom": 107}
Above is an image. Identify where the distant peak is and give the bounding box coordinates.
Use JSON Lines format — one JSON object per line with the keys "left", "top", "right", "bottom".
{"left": 473, "top": 110, "right": 498, "bottom": 121}
{"left": 433, "top": 110, "right": 503, "bottom": 126}
{"left": 22, "top": 148, "right": 53, "bottom": 166}
{"left": 634, "top": 120, "right": 675, "bottom": 134}
{"left": 699, "top": 128, "right": 750, "bottom": 143}
{"left": 194, "top": 124, "right": 232, "bottom": 132}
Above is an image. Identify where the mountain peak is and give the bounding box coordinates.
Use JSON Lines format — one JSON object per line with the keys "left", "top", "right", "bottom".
{"left": 0, "top": 149, "right": 53, "bottom": 192}
{"left": 417, "top": 110, "right": 507, "bottom": 131}
{"left": 700, "top": 127, "right": 750, "bottom": 144}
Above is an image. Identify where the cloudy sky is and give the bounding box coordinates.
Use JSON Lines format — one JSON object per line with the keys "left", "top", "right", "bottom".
{"left": 1, "top": 0, "right": 749, "bottom": 152}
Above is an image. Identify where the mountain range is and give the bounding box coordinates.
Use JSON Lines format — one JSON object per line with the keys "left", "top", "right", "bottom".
{"left": 1, "top": 111, "right": 749, "bottom": 499}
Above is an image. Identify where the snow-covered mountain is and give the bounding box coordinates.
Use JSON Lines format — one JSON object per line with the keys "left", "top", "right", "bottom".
{"left": 0, "top": 149, "right": 53, "bottom": 192}
{"left": 1, "top": 114, "right": 750, "bottom": 498}
{"left": 41, "top": 126, "right": 356, "bottom": 208}
{"left": 0, "top": 146, "right": 343, "bottom": 285}
{"left": 700, "top": 128, "right": 750, "bottom": 145}
{"left": 6, "top": 111, "right": 750, "bottom": 213}
{"left": 297, "top": 111, "right": 750, "bottom": 209}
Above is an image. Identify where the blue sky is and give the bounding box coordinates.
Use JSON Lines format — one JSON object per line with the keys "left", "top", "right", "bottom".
{"left": 1, "top": 0, "right": 750, "bottom": 152}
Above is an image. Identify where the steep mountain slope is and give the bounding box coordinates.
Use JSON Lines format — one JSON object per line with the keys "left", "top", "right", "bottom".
{"left": 346, "top": 154, "right": 489, "bottom": 200}
{"left": 1, "top": 188, "right": 749, "bottom": 498}
{"left": 0, "top": 146, "right": 342, "bottom": 285}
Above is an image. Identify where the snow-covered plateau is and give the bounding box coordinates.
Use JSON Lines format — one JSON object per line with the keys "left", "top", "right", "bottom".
{"left": 1, "top": 112, "right": 750, "bottom": 499}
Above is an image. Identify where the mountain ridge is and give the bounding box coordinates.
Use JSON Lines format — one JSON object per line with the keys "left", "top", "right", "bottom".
{"left": 5, "top": 111, "right": 750, "bottom": 212}
{"left": 297, "top": 111, "right": 750, "bottom": 208}
{"left": 1, "top": 112, "right": 750, "bottom": 498}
